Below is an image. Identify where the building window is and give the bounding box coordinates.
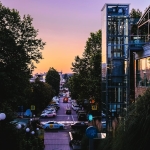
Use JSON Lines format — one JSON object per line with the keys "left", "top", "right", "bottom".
{"left": 136, "top": 57, "right": 150, "bottom": 87}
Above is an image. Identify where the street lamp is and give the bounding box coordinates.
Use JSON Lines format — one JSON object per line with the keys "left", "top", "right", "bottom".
{"left": 0, "top": 113, "right": 6, "bottom": 120}
{"left": 26, "top": 128, "right": 30, "bottom": 149}
{"left": 26, "top": 127, "right": 30, "bottom": 133}
{"left": 31, "top": 131, "right": 35, "bottom": 135}
{"left": 36, "top": 127, "right": 39, "bottom": 136}
{"left": 33, "top": 114, "right": 36, "bottom": 122}
{"left": 16, "top": 123, "right": 22, "bottom": 130}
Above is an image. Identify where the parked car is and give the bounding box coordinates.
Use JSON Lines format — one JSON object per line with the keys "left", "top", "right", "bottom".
{"left": 77, "top": 112, "right": 87, "bottom": 121}
{"left": 72, "top": 104, "right": 80, "bottom": 111}
{"left": 40, "top": 112, "right": 56, "bottom": 118}
{"left": 52, "top": 96, "right": 59, "bottom": 102}
{"left": 48, "top": 104, "right": 60, "bottom": 110}
{"left": 42, "top": 121, "right": 65, "bottom": 130}
{"left": 63, "top": 93, "right": 66, "bottom": 97}
{"left": 76, "top": 108, "right": 82, "bottom": 113}
{"left": 10, "top": 120, "right": 27, "bottom": 129}
{"left": 76, "top": 109, "right": 85, "bottom": 114}
{"left": 10, "top": 118, "right": 30, "bottom": 129}
{"left": 71, "top": 122, "right": 88, "bottom": 130}
{"left": 43, "top": 108, "right": 56, "bottom": 113}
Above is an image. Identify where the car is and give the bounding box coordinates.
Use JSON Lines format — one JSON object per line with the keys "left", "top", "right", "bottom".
{"left": 77, "top": 110, "right": 86, "bottom": 114}
{"left": 42, "top": 121, "right": 65, "bottom": 130}
{"left": 40, "top": 112, "right": 56, "bottom": 118}
{"left": 48, "top": 104, "right": 60, "bottom": 110}
{"left": 10, "top": 120, "right": 27, "bottom": 129}
{"left": 71, "top": 122, "right": 88, "bottom": 130}
{"left": 10, "top": 118, "right": 30, "bottom": 129}
{"left": 77, "top": 110, "right": 87, "bottom": 121}
{"left": 52, "top": 96, "right": 59, "bottom": 103}
{"left": 76, "top": 108, "right": 84, "bottom": 113}
{"left": 43, "top": 108, "right": 56, "bottom": 113}
{"left": 72, "top": 104, "right": 80, "bottom": 111}
{"left": 63, "top": 97, "right": 68, "bottom": 103}
{"left": 66, "top": 107, "right": 72, "bottom": 114}
{"left": 63, "top": 93, "right": 66, "bottom": 97}
{"left": 77, "top": 112, "right": 87, "bottom": 121}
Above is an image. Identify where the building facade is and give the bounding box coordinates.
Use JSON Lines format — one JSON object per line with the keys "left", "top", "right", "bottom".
{"left": 101, "top": 4, "right": 130, "bottom": 131}
{"left": 134, "top": 6, "right": 150, "bottom": 98}
{"left": 101, "top": 3, "right": 150, "bottom": 133}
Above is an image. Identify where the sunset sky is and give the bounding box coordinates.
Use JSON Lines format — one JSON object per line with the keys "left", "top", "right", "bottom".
{"left": 1, "top": 0, "right": 149, "bottom": 74}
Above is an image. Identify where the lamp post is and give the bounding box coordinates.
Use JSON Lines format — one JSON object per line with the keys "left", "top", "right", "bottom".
{"left": 31, "top": 131, "right": 35, "bottom": 135}
{"left": 0, "top": 113, "right": 6, "bottom": 120}
{"left": 0, "top": 113, "right": 6, "bottom": 129}
{"left": 36, "top": 127, "right": 39, "bottom": 136}
{"left": 26, "top": 127, "right": 36, "bottom": 149}
{"left": 33, "top": 115, "right": 35, "bottom": 121}
{"left": 16, "top": 123, "right": 21, "bottom": 149}
{"left": 26, "top": 127, "right": 30, "bottom": 149}
{"left": 16, "top": 123, "right": 22, "bottom": 130}
{"left": 0, "top": 113, "right": 6, "bottom": 149}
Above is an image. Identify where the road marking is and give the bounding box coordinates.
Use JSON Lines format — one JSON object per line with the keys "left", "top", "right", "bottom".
{"left": 57, "top": 115, "right": 77, "bottom": 117}
{"left": 71, "top": 115, "right": 74, "bottom": 123}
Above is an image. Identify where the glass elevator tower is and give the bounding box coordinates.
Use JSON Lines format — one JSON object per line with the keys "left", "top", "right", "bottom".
{"left": 101, "top": 4, "right": 130, "bottom": 133}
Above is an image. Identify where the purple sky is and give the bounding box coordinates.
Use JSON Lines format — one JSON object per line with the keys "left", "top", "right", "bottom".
{"left": 1, "top": 0, "right": 149, "bottom": 74}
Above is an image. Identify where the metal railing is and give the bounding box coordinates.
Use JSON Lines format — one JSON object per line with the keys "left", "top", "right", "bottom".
{"left": 129, "top": 35, "right": 150, "bottom": 48}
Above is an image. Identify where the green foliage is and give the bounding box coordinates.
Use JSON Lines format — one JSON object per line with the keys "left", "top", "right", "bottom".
{"left": 0, "top": 2, "right": 45, "bottom": 110}
{"left": 46, "top": 67, "right": 60, "bottom": 96}
{"left": 97, "top": 88, "right": 150, "bottom": 150}
{"left": 130, "top": 8, "right": 142, "bottom": 35}
{"left": 97, "top": 136, "right": 113, "bottom": 150}
{"left": 69, "top": 30, "right": 101, "bottom": 110}
{"left": 130, "top": 8, "right": 142, "bottom": 18}
{"left": 29, "top": 78, "right": 54, "bottom": 114}
{"left": 80, "top": 134, "right": 89, "bottom": 150}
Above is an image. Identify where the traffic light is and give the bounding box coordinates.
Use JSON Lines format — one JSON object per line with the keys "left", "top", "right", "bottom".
{"left": 88, "top": 114, "right": 93, "bottom": 121}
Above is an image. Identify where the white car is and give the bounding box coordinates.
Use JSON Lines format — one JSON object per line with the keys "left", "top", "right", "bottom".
{"left": 43, "top": 108, "right": 56, "bottom": 113}
{"left": 40, "top": 112, "right": 56, "bottom": 118}
{"left": 52, "top": 96, "right": 59, "bottom": 103}
{"left": 72, "top": 104, "right": 80, "bottom": 111}
{"left": 42, "top": 121, "right": 64, "bottom": 130}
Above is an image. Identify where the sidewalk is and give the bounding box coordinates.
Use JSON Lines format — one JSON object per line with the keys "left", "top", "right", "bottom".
{"left": 44, "top": 131, "right": 72, "bottom": 150}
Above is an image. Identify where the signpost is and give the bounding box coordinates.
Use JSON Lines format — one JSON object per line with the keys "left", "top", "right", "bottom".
{"left": 31, "top": 105, "right": 35, "bottom": 110}
{"left": 86, "top": 126, "right": 98, "bottom": 150}
{"left": 91, "top": 105, "right": 97, "bottom": 110}
{"left": 31, "top": 105, "right": 35, "bottom": 117}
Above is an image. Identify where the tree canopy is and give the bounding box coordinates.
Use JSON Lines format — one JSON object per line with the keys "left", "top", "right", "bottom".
{"left": 46, "top": 67, "right": 60, "bottom": 96}
{"left": 68, "top": 30, "right": 101, "bottom": 110}
{"left": 0, "top": 2, "right": 45, "bottom": 109}
{"left": 29, "top": 78, "right": 54, "bottom": 114}
{"left": 130, "top": 8, "right": 142, "bottom": 35}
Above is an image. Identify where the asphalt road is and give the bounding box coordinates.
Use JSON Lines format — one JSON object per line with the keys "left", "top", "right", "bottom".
{"left": 40, "top": 97, "right": 78, "bottom": 125}
{"left": 40, "top": 97, "right": 79, "bottom": 150}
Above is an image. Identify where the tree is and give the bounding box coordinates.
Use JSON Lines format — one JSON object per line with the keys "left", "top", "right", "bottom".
{"left": 98, "top": 88, "right": 150, "bottom": 150}
{"left": 46, "top": 67, "right": 60, "bottom": 96}
{"left": 29, "top": 78, "right": 54, "bottom": 114}
{"left": 68, "top": 73, "right": 83, "bottom": 100}
{"left": 69, "top": 30, "right": 101, "bottom": 108}
{"left": 112, "top": 88, "right": 150, "bottom": 150}
{"left": 0, "top": 2, "right": 45, "bottom": 109}
{"left": 130, "top": 8, "right": 142, "bottom": 35}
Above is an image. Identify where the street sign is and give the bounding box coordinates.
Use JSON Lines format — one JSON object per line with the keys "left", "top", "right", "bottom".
{"left": 31, "top": 105, "right": 35, "bottom": 110}
{"left": 86, "top": 126, "right": 98, "bottom": 139}
{"left": 92, "top": 105, "right": 97, "bottom": 110}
